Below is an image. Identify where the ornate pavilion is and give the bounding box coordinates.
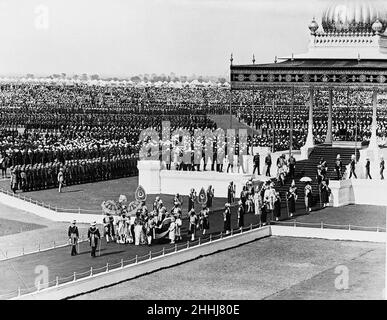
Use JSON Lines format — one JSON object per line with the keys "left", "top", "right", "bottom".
{"left": 230, "top": 0, "right": 387, "bottom": 162}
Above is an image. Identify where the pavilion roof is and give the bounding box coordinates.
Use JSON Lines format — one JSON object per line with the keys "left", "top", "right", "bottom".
{"left": 232, "top": 59, "right": 387, "bottom": 70}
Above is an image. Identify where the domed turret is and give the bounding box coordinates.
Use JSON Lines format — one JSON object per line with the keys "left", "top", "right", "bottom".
{"left": 321, "top": 0, "right": 387, "bottom": 33}
{"left": 308, "top": 17, "right": 319, "bottom": 35}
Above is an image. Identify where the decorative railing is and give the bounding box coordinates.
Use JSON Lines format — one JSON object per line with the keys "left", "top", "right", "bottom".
{"left": 0, "top": 223, "right": 262, "bottom": 300}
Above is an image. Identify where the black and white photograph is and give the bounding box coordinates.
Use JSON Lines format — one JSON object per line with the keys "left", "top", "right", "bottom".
{"left": 0, "top": 0, "right": 386, "bottom": 306}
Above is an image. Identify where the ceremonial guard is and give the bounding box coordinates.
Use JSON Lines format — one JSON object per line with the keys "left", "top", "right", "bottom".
{"left": 287, "top": 180, "right": 297, "bottom": 217}
{"left": 188, "top": 209, "right": 198, "bottom": 241}
{"left": 304, "top": 182, "right": 313, "bottom": 213}
{"left": 335, "top": 154, "right": 343, "bottom": 180}
{"left": 380, "top": 156, "right": 385, "bottom": 180}
{"left": 237, "top": 200, "right": 245, "bottom": 228}
{"left": 88, "top": 222, "right": 101, "bottom": 258}
{"left": 188, "top": 188, "right": 197, "bottom": 212}
{"left": 223, "top": 203, "right": 231, "bottom": 234}
{"left": 68, "top": 220, "right": 79, "bottom": 256}
{"left": 273, "top": 191, "right": 281, "bottom": 221}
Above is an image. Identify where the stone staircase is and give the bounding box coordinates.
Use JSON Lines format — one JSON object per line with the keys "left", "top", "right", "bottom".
{"left": 273, "top": 145, "right": 360, "bottom": 209}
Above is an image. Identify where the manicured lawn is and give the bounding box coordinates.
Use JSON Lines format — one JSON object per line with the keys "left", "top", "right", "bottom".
{"left": 74, "top": 237, "right": 385, "bottom": 300}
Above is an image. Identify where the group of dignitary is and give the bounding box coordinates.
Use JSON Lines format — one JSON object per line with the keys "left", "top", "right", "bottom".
{"left": 66, "top": 182, "right": 266, "bottom": 257}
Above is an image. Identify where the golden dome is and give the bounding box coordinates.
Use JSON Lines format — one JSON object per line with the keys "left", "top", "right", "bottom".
{"left": 321, "top": 0, "right": 387, "bottom": 33}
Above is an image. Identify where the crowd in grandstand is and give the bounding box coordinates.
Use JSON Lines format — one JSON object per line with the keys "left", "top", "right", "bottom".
{"left": 1, "top": 82, "right": 387, "bottom": 194}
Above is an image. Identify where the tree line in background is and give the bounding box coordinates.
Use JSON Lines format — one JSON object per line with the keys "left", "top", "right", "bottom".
{"left": 22, "top": 73, "right": 228, "bottom": 84}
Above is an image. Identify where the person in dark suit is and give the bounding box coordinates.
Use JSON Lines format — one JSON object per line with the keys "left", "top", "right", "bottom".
{"left": 265, "top": 152, "right": 272, "bottom": 177}
{"left": 253, "top": 152, "right": 260, "bottom": 175}
{"left": 335, "top": 154, "right": 343, "bottom": 180}
{"left": 348, "top": 155, "right": 357, "bottom": 179}
{"left": 365, "top": 157, "right": 372, "bottom": 179}
{"left": 68, "top": 220, "right": 79, "bottom": 256}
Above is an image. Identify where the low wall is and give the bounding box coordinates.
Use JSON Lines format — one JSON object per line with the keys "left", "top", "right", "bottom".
{"left": 329, "top": 179, "right": 387, "bottom": 207}
{"left": 329, "top": 180, "right": 354, "bottom": 207}
{"left": 271, "top": 225, "right": 386, "bottom": 243}
{"left": 15, "top": 226, "right": 271, "bottom": 300}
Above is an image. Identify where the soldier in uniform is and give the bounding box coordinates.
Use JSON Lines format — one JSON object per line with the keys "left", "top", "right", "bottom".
{"left": 68, "top": 220, "right": 79, "bottom": 256}
{"left": 88, "top": 222, "right": 101, "bottom": 258}
{"left": 365, "top": 157, "right": 372, "bottom": 179}
{"left": 253, "top": 152, "right": 260, "bottom": 175}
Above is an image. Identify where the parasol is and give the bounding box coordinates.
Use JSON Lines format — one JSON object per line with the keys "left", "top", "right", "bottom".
{"left": 300, "top": 177, "right": 312, "bottom": 182}
{"left": 101, "top": 200, "right": 120, "bottom": 215}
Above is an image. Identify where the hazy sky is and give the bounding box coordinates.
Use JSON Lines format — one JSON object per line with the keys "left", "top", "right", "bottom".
{"left": 0, "top": 0, "right": 329, "bottom": 77}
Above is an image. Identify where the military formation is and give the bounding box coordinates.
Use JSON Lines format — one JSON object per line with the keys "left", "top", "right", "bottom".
{"left": 9, "top": 155, "right": 138, "bottom": 193}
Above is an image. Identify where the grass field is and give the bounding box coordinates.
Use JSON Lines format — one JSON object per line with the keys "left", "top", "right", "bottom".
{"left": 74, "top": 237, "right": 385, "bottom": 300}
{"left": 0, "top": 218, "right": 46, "bottom": 237}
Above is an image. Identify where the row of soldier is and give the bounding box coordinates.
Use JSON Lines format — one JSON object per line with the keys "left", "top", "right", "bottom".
{"left": 9, "top": 155, "right": 138, "bottom": 193}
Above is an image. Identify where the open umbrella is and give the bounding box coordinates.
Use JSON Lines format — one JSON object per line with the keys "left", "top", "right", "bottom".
{"left": 300, "top": 177, "right": 312, "bottom": 182}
